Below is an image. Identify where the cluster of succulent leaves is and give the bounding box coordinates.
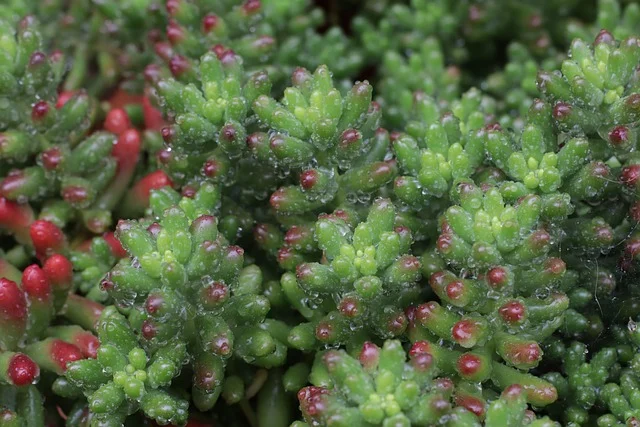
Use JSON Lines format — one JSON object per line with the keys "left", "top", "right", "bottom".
{"left": 5, "top": 0, "right": 640, "bottom": 426}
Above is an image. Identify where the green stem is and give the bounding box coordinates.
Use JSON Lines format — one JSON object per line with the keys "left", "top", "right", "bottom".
{"left": 240, "top": 399, "right": 258, "bottom": 427}
{"left": 245, "top": 369, "right": 269, "bottom": 399}
{"left": 63, "top": 43, "right": 89, "bottom": 92}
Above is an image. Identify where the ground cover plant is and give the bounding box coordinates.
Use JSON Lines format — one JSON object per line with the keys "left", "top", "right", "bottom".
{"left": 4, "top": 0, "right": 640, "bottom": 426}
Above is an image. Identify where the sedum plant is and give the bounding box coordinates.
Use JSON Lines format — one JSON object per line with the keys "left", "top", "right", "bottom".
{"left": 3, "top": 1, "right": 640, "bottom": 427}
